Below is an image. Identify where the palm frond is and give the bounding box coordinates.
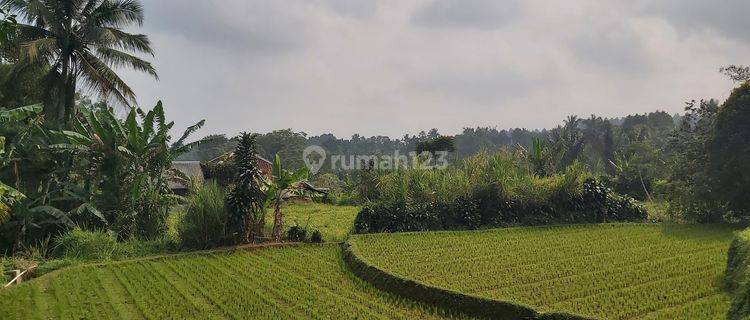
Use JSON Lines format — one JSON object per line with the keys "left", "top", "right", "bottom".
{"left": 3, "top": 0, "right": 63, "bottom": 33}
{"left": 86, "top": 0, "right": 144, "bottom": 28}
{"left": 95, "top": 47, "right": 157, "bottom": 78}
{"left": 77, "top": 49, "right": 135, "bottom": 106}
{"left": 173, "top": 119, "right": 204, "bottom": 147}
{"left": 84, "top": 26, "right": 153, "bottom": 56}
{"left": 19, "top": 36, "right": 56, "bottom": 62}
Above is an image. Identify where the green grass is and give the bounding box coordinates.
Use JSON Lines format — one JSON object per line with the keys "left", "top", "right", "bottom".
{"left": 0, "top": 245, "right": 465, "bottom": 319}
{"left": 266, "top": 202, "right": 360, "bottom": 242}
{"left": 349, "top": 224, "right": 734, "bottom": 320}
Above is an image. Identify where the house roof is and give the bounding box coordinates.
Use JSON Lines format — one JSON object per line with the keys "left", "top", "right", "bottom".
{"left": 169, "top": 161, "right": 204, "bottom": 189}
{"left": 205, "top": 152, "right": 272, "bottom": 166}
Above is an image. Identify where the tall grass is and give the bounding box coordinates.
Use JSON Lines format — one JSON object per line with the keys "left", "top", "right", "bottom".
{"left": 374, "top": 151, "right": 590, "bottom": 205}
{"left": 179, "top": 182, "right": 229, "bottom": 249}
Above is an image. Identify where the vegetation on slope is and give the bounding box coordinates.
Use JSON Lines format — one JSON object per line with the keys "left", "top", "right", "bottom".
{"left": 0, "top": 245, "right": 466, "bottom": 319}
{"left": 348, "top": 224, "right": 734, "bottom": 319}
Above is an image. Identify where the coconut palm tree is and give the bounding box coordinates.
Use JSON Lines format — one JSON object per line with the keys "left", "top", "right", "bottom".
{"left": 2, "top": 0, "right": 156, "bottom": 123}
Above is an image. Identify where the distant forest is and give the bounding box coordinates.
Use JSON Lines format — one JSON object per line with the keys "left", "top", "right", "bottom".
{"left": 179, "top": 110, "right": 682, "bottom": 175}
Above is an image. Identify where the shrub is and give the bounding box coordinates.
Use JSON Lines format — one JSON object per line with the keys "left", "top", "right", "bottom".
{"left": 726, "top": 228, "right": 750, "bottom": 320}
{"left": 179, "top": 182, "right": 229, "bottom": 249}
{"left": 53, "top": 228, "right": 120, "bottom": 261}
{"left": 354, "top": 178, "right": 646, "bottom": 234}
{"left": 287, "top": 225, "right": 307, "bottom": 242}
{"left": 310, "top": 230, "right": 323, "bottom": 243}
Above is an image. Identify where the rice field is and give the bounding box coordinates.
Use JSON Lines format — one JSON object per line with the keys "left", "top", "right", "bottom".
{"left": 266, "top": 202, "right": 360, "bottom": 241}
{"left": 348, "top": 224, "right": 734, "bottom": 319}
{"left": 0, "top": 245, "right": 464, "bottom": 319}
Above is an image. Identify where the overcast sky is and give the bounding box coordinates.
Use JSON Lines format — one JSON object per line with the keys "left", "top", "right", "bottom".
{"left": 116, "top": 0, "right": 749, "bottom": 138}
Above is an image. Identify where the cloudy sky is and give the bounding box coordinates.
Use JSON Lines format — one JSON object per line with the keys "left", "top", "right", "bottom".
{"left": 117, "top": 0, "right": 749, "bottom": 138}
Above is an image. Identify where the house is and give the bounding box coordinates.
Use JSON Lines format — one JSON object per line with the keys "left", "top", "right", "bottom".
{"left": 198, "top": 152, "right": 329, "bottom": 198}
{"left": 169, "top": 161, "right": 205, "bottom": 195}
{"left": 203, "top": 152, "right": 273, "bottom": 180}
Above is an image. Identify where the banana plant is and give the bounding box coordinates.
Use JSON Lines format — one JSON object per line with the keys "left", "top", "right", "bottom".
{"left": 51, "top": 101, "right": 204, "bottom": 238}
{"left": 0, "top": 104, "right": 42, "bottom": 224}
{"left": 267, "top": 154, "right": 309, "bottom": 242}
{"left": 520, "top": 137, "right": 553, "bottom": 177}
{"left": 0, "top": 137, "right": 23, "bottom": 223}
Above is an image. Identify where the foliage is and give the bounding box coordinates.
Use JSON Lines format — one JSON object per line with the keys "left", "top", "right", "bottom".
{"left": 665, "top": 71, "right": 750, "bottom": 224}
{"left": 0, "top": 104, "right": 72, "bottom": 252}
{"left": 709, "top": 82, "right": 750, "bottom": 223}
{"left": 350, "top": 224, "right": 734, "bottom": 319}
{"left": 52, "top": 227, "right": 119, "bottom": 261}
{"left": 521, "top": 137, "right": 554, "bottom": 177}
{"left": 721, "top": 65, "right": 750, "bottom": 83}
{"left": 607, "top": 141, "right": 664, "bottom": 201}
{"left": 3, "top": 0, "right": 157, "bottom": 123}
{"left": 226, "top": 133, "right": 266, "bottom": 243}
{"left": 415, "top": 135, "right": 456, "bottom": 154}
{"left": 286, "top": 224, "right": 307, "bottom": 242}
{"left": 179, "top": 182, "right": 228, "bottom": 249}
{"left": 665, "top": 99, "right": 724, "bottom": 222}
{"left": 267, "top": 154, "right": 309, "bottom": 242}
{"left": 176, "top": 134, "right": 237, "bottom": 161}
{"left": 0, "top": 6, "right": 15, "bottom": 44}
{"left": 52, "top": 227, "right": 175, "bottom": 261}
{"left": 0, "top": 245, "right": 464, "bottom": 319}
{"left": 354, "top": 152, "right": 645, "bottom": 233}
{"left": 0, "top": 63, "right": 45, "bottom": 108}
{"left": 309, "top": 230, "right": 323, "bottom": 243}
{"left": 51, "top": 102, "right": 204, "bottom": 239}
{"left": 255, "top": 129, "right": 307, "bottom": 170}
{"left": 726, "top": 228, "right": 750, "bottom": 320}
{"left": 0, "top": 135, "right": 22, "bottom": 223}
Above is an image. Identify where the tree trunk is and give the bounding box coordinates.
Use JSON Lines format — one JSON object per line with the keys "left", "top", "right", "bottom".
{"left": 272, "top": 196, "right": 282, "bottom": 242}
{"left": 63, "top": 76, "right": 76, "bottom": 123}
{"left": 253, "top": 209, "right": 265, "bottom": 242}
{"left": 639, "top": 171, "right": 653, "bottom": 202}
{"left": 243, "top": 214, "right": 253, "bottom": 243}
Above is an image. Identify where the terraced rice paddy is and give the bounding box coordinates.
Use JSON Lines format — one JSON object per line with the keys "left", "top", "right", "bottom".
{"left": 0, "top": 245, "right": 463, "bottom": 319}
{"left": 348, "top": 224, "right": 734, "bottom": 319}
{"left": 269, "top": 202, "right": 360, "bottom": 241}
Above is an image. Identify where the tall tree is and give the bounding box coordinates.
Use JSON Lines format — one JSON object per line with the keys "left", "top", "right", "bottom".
{"left": 226, "top": 133, "right": 266, "bottom": 243}
{"left": 3, "top": 0, "right": 156, "bottom": 123}
{"left": 710, "top": 82, "right": 750, "bottom": 221}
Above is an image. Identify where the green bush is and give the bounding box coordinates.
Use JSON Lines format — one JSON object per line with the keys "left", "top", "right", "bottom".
{"left": 53, "top": 228, "right": 120, "bottom": 261}
{"left": 726, "top": 228, "right": 750, "bottom": 320}
{"left": 310, "top": 230, "right": 323, "bottom": 243}
{"left": 179, "top": 183, "right": 229, "bottom": 249}
{"left": 287, "top": 225, "right": 307, "bottom": 242}
{"left": 354, "top": 172, "right": 647, "bottom": 233}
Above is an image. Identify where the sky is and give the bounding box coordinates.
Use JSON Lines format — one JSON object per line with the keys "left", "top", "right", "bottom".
{"left": 116, "top": 0, "right": 750, "bottom": 139}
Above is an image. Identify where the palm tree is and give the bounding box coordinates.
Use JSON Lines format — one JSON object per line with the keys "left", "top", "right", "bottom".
{"left": 3, "top": 0, "right": 156, "bottom": 123}
{"left": 267, "top": 154, "right": 309, "bottom": 242}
